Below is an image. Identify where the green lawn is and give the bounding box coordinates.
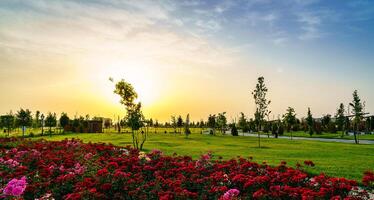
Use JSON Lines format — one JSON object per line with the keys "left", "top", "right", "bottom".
{"left": 29, "top": 131, "right": 374, "bottom": 182}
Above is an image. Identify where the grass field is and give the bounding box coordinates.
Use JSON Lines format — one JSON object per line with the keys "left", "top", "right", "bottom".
{"left": 29, "top": 131, "right": 374, "bottom": 182}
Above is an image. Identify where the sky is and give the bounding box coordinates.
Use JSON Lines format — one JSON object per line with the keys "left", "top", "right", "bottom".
{"left": 0, "top": 0, "right": 373, "bottom": 122}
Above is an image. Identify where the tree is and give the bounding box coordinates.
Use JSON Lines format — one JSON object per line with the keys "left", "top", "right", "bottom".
{"left": 177, "top": 115, "right": 183, "bottom": 134}
{"left": 335, "top": 103, "right": 345, "bottom": 136}
{"left": 283, "top": 107, "right": 296, "bottom": 140}
{"left": 238, "top": 112, "right": 248, "bottom": 135}
{"left": 252, "top": 76, "right": 271, "bottom": 148}
{"left": 171, "top": 116, "right": 177, "bottom": 134}
{"left": 230, "top": 123, "right": 238, "bottom": 136}
{"left": 349, "top": 90, "right": 363, "bottom": 144}
{"left": 59, "top": 113, "right": 70, "bottom": 133}
{"left": 34, "top": 110, "right": 41, "bottom": 129}
{"left": 0, "top": 113, "right": 15, "bottom": 137}
{"left": 16, "top": 108, "right": 32, "bottom": 138}
{"left": 184, "top": 114, "right": 191, "bottom": 138}
{"left": 321, "top": 114, "right": 331, "bottom": 132}
{"left": 41, "top": 114, "right": 45, "bottom": 136}
{"left": 112, "top": 78, "right": 146, "bottom": 150}
{"left": 216, "top": 112, "right": 227, "bottom": 134}
{"left": 306, "top": 107, "right": 314, "bottom": 136}
{"left": 45, "top": 112, "right": 57, "bottom": 136}
{"left": 207, "top": 114, "right": 216, "bottom": 135}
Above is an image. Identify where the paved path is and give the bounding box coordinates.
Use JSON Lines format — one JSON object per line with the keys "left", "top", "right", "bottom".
{"left": 240, "top": 133, "right": 374, "bottom": 144}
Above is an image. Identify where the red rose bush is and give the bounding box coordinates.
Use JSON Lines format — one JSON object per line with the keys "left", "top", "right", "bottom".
{"left": 0, "top": 138, "right": 372, "bottom": 199}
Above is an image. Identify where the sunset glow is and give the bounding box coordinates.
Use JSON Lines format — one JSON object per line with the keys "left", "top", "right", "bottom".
{"left": 0, "top": 0, "right": 373, "bottom": 122}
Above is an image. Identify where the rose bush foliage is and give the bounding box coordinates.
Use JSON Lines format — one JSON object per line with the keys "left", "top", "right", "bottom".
{"left": 0, "top": 138, "right": 372, "bottom": 200}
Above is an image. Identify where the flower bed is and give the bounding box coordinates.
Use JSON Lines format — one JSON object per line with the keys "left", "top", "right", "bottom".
{"left": 0, "top": 138, "right": 372, "bottom": 200}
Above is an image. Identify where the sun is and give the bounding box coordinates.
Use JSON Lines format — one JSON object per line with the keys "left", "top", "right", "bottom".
{"left": 87, "top": 59, "right": 161, "bottom": 108}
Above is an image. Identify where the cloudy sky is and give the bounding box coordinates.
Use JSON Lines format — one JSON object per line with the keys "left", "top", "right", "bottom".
{"left": 0, "top": 0, "right": 373, "bottom": 122}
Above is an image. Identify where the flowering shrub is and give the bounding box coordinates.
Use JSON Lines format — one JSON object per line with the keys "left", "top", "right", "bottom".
{"left": 0, "top": 138, "right": 371, "bottom": 199}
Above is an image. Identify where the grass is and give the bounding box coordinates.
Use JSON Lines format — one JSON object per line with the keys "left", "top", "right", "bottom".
{"left": 28, "top": 131, "right": 374, "bottom": 182}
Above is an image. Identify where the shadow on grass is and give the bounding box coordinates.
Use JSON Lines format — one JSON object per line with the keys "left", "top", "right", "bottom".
{"left": 249, "top": 146, "right": 271, "bottom": 149}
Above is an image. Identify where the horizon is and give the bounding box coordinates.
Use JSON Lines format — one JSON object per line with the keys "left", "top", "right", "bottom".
{"left": 1, "top": 0, "right": 373, "bottom": 122}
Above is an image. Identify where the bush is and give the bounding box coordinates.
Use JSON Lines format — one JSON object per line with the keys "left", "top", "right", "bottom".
{"left": 0, "top": 138, "right": 369, "bottom": 200}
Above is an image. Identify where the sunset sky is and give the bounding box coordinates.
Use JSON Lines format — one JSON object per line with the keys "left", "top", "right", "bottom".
{"left": 0, "top": 0, "right": 373, "bottom": 122}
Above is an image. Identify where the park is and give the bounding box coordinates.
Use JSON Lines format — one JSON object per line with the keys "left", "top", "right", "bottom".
{"left": 1, "top": 1, "right": 374, "bottom": 199}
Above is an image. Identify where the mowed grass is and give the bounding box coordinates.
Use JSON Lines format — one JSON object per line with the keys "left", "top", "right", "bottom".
{"left": 33, "top": 131, "right": 374, "bottom": 181}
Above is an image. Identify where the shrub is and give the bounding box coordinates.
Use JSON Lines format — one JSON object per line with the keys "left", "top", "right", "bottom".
{"left": 0, "top": 138, "right": 370, "bottom": 200}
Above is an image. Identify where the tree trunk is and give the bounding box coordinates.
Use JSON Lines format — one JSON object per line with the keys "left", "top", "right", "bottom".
{"left": 22, "top": 126, "right": 25, "bottom": 138}
{"left": 258, "top": 132, "right": 261, "bottom": 148}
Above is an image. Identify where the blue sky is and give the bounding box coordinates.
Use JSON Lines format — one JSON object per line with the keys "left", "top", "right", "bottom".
{"left": 0, "top": 0, "right": 373, "bottom": 121}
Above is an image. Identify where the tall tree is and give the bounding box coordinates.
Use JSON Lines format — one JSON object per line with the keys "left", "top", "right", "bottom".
{"left": 216, "top": 112, "right": 227, "bottom": 134}
{"left": 45, "top": 112, "right": 57, "bottom": 136}
{"left": 252, "top": 76, "right": 271, "bottom": 147}
{"left": 283, "top": 107, "right": 296, "bottom": 140}
{"left": 112, "top": 78, "right": 146, "bottom": 150}
{"left": 335, "top": 103, "right": 345, "bottom": 136}
{"left": 59, "top": 113, "right": 70, "bottom": 133}
{"left": 16, "top": 108, "right": 32, "bottom": 138}
{"left": 306, "top": 107, "right": 314, "bottom": 136}
{"left": 349, "top": 90, "right": 363, "bottom": 144}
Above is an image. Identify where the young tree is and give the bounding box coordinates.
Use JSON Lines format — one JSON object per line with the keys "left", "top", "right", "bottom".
{"left": 335, "top": 103, "right": 345, "bottom": 136}
{"left": 216, "top": 112, "right": 227, "bottom": 134}
{"left": 16, "top": 108, "right": 32, "bottom": 138}
{"left": 349, "top": 90, "right": 363, "bottom": 144}
{"left": 252, "top": 76, "right": 271, "bottom": 148}
{"left": 59, "top": 113, "right": 70, "bottom": 133}
{"left": 112, "top": 78, "right": 146, "bottom": 150}
{"left": 45, "top": 112, "right": 57, "bottom": 136}
{"left": 184, "top": 114, "right": 191, "bottom": 138}
{"left": 177, "top": 115, "right": 183, "bottom": 134}
{"left": 207, "top": 114, "right": 216, "bottom": 135}
{"left": 306, "top": 108, "right": 314, "bottom": 136}
{"left": 283, "top": 107, "right": 296, "bottom": 140}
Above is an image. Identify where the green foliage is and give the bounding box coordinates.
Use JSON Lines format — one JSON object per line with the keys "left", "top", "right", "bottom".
{"left": 184, "top": 114, "right": 191, "bottom": 138}
{"left": 252, "top": 76, "right": 271, "bottom": 148}
{"left": 16, "top": 108, "right": 32, "bottom": 137}
{"left": 207, "top": 114, "right": 216, "bottom": 134}
{"left": 238, "top": 112, "right": 249, "bottom": 132}
{"left": 335, "top": 103, "right": 345, "bottom": 132}
{"left": 283, "top": 107, "right": 297, "bottom": 132}
{"left": 0, "top": 114, "right": 15, "bottom": 136}
{"left": 252, "top": 76, "right": 271, "bottom": 131}
{"left": 59, "top": 113, "right": 70, "bottom": 131}
{"left": 230, "top": 123, "right": 238, "bottom": 136}
{"left": 349, "top": 90, "right": 363, "bottom": 144}
{"left": 113, "top": 79, "right": 146, "bottom": 150}
{"left": 45, "top": 112, "right": 57, "bottom": 136}
{"left": 306, "top": 107, "right": 314, "bottom": 136}
{"left": 216, "top": 112, "right": 227, "bottom": 134}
